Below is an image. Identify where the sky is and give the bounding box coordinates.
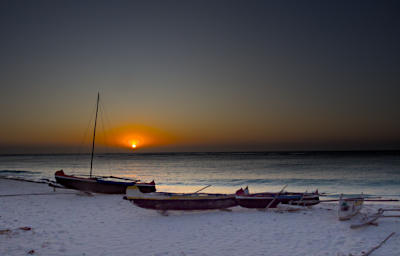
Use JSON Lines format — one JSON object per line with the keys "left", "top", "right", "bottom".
{"left": 0, "top": 0, "right": 399, "bottom": 153}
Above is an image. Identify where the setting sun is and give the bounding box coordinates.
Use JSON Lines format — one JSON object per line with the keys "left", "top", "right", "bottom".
{"left": 131, "top": 144, "right": 137, "bottom": 149}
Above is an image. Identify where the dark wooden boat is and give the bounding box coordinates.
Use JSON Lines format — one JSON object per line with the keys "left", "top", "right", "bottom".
{"left": 235, "top": 188, "right": 294, "bottom": 209}
{"left": 54, "top": 93, "right": 154, "bottom": 194}
{"left": 279, "top": 191, "right": 320, "bottom": 206}
{"left": 55, "top": 170, "right": 155, "bottom": 194}
{"left": 235, "top": 187, "right": 320, "bottom": 209}
{"left": 125, "top": 185, "right": 237, "bottom": 211}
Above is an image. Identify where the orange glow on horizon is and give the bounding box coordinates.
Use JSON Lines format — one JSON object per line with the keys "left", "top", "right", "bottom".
{"left": 99, "top": 124, "right": 178, "bottom": 151}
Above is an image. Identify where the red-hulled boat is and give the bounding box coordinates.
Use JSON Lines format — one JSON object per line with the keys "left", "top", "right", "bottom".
{"left": 55, "top": 170, "right": 155, "bottom": 194}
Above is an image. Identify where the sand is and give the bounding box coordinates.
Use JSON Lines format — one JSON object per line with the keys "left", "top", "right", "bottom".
{"left": 1, "top": 178, "right": 399, "bottom": 256}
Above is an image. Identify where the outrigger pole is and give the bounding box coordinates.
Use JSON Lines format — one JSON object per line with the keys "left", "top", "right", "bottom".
{"left": 89, "top": 92, "right": 100, "bottom": 178}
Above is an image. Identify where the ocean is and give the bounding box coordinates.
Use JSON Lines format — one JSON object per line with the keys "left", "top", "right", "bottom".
{"left": 1, "top": 151, "right": 399, "bottom": 198}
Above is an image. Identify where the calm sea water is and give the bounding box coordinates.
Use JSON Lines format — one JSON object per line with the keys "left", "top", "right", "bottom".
{"left": 1, "top": 151, "right": 399, "bottom": 198}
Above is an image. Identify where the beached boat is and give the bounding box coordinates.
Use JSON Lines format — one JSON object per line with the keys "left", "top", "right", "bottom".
{"left": 279, "top": 191, "right": 320, "bottom": 206}
{"left": 55, "top": 171, "right": 156, "bottom": 194}
{"left": 125, "top": 185, "right": 237, "bottom": 211}
{"left": 235, "top": 187, "right": 320, "bottom": 209}
{"left": 54, "top": 93, "right": 153, "bottom": 194}
{"left": 235, "top": 187, "right": 297, "bottom": 209}
{"left": 338, "top": 194, "right": 364, "bottom": 221}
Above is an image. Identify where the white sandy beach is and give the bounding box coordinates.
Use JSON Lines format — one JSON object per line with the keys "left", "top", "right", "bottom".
{"left": 1, "top": 178, "right": 399, "bottom": 256}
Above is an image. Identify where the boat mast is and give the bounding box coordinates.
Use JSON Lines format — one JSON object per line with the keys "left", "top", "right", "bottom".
{"left": 89, "top": 92, "right": 100, "bottom": 178}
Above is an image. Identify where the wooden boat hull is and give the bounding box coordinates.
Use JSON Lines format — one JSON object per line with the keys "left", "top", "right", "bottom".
{"left": 235, "top": 187, "right": 318, "bottom": 209}
{"left": 126, "top": 186, "right": 237, "bottom": 211}
{"left": 279, "top": 193, "right": 320, "bottom": 206}
{"left": 131, "top": 197, "right": 237, "bottom": 210}
{"left": 55, "top": 175, "right": 127, "bottom": 194}
{"left": 55, "top": 170, "right": 154, "bottom": 194}
{"left": 235, "top": 196, "right": 280, "bottom": 208}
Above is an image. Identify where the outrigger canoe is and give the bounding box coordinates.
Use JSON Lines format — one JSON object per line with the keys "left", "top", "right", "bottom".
{"left": 279, "top": 191, "right": 320, "bottom": 206}
{"left": 235, "top": 187, "right": 320, "bottom": 209}
{"left": 125, "top": 185, "right": 237, "bottom": 211}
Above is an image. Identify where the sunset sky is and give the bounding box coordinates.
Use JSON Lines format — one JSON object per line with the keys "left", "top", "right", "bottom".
{"left": 1, "top": 0, "right": 399, "bottom": 153}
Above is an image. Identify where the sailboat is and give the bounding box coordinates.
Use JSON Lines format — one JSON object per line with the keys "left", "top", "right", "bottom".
{"left": 55, "top": 93, "right": 155, "bottom": 194}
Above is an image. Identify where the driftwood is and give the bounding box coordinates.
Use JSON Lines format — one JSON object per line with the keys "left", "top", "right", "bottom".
{"left": 0, "top": 226, "right": 32, "bottom": 235}
{"left": 360, "top": 232, "right": 395, "bottom": 256}
{"left": 0, "top": 229, "right": 11, "bottom": 235}
{"left": 18, "top": 227, "right": 32, "bottom": 231}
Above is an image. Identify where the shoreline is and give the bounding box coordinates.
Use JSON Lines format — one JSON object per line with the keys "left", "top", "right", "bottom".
{"left": 1, "top": 178, "right": 400, "bottom": 256}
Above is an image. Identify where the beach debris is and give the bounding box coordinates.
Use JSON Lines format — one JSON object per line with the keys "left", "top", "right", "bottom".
{"left": 0, "top": 229, "right": 11, "bottom": 235}
{"left": 0, "top": 226, "right": 32, "bottom": 237}
{"left": 273, "top": 205, "right": 305, "bottom": 213}
{"left": 0, "top": 227, "right": 32, "bottom": 234}
{"left": 219, "top": 208, "right": 232, "bottom": 212}
{"left": 19, "top": 226, "right": 32, "bottom": 231}
{"left": 158, "top": 210, "right": 169, "bottom": 216}
{"left": 360, "top": 232, "right": 395, "bottom": 256}
{"left": 28, "top": 249, "right": 35, "bottom": 254}
{"left": 76, "top": 191, "right": 94, "bottom": 197}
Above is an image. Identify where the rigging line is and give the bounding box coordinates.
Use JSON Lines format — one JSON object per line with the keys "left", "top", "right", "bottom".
{"left": 99, "top": 96, "right": 111, "bottom": 125}
{"left": 98, "top": 99, "right": 120, "bottom": 176}
{"left": 73, "top": 98, "right": 97, "bottom": 173}
{"left": 99, "top": 102, "right": 110, "bottom": 152}
{"left": 89, "top": 93, "right": 100, "bottom": 178}
{"left": 99, "top": 98, "right": 114, "bottom": 146}
{"left": 98, "top": 102, "right": 113, "bottom": 176}
{"left": 99, "top": 99, "right": 116, "bottom": 148}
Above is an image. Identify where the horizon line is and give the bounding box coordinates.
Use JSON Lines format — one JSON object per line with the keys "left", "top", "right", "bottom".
{"left": 1, "top": 149, "right": 399, "bottom": 156}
